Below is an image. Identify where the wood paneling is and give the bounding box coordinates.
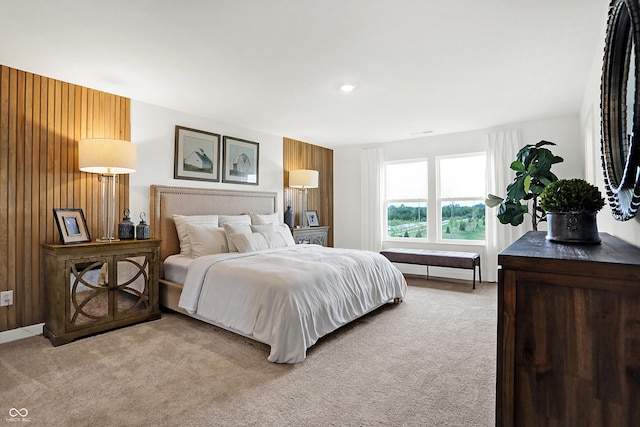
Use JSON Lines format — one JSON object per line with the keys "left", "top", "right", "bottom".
{"left": 0, "top": 65, "right": 130, "bottom": 332}
{"left": 283, "top": 138, "right": 333, "bottom": 247}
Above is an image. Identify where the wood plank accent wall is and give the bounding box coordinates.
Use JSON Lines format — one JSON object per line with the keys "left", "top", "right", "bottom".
{"left": 283, "top": 137, "right": 334, "bottom": 247}
{"left": 0, "top": 65, "right": 130, "bottom": 332}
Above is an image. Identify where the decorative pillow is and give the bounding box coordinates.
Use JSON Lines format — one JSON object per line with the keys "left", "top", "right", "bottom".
{"left": 230, "top": 232, "right": 270, "bottom": 253}
{"left": 250, "top": 212, "right": 279, "bottom": 225}
{"left": 230, "top": 230, "right": 289, "bottom": 253}
{"left": 223, "top": 222, "right": 253, "bottom": 252}
{"left": 262, "top": 231, "right": 287, "bottom": 248}
{"left": 250, "top": 223, "right": 276, "bottom": 233}
{"left": 276, "top": 224, "right": 296, "bottom": 247}
{"left": 185, "top": 223, "right": 229, "bottom": 258}
{"left": 173, "top": 214, "right": 219, "bottom": 257}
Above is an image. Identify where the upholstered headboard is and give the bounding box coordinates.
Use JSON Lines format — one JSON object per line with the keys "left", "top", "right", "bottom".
{"left": 150, "top": 185, "right": 278, "bottom": 261}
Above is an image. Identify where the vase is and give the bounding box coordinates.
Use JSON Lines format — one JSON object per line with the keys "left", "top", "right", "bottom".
{"left": 117, "top": 209, "right": 135, "bottom": 240}
{"left": 284, "top": 205, "right": 294, "bottom": 228}
{"left": 136, "top": 212, "right": 150, "bottom": 240}
{"left": 545, "top": 211, "right": 600, "bottom": 244}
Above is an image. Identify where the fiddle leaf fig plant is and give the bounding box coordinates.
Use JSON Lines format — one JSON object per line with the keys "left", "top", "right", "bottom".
{"left": 485, "top": 140, "right": 564, "bottom": 230}
{"left": 539, "top": 179, "right": 605, "bottom": 213}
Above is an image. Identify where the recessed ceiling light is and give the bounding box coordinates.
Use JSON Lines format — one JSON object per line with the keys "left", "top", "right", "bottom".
{"left": 340, "top": 84, "right": 355, "bottom": 93}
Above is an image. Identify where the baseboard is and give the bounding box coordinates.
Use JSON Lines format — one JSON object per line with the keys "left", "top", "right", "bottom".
{"left": 0, "top": 323, "right": 44, "bottom": 344}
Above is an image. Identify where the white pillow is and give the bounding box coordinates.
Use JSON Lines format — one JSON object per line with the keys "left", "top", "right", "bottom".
{"left": 173, "top": 214, "right": 219, "bottom": 257}
{"left": 218, "top": 214, "right": 251, "bottom": 226}
{"left": 185, "top": 223, "right": 229, "bottom": 258}
{"left": 251, "top": 223, "right": 294, "bottom": 247}
{"left": 230, "top": 230, "right": 288, "bottom": 253}
{"left": 250, "top": 212, "right": 279, "bottom": 225}
{"left": 250, "top": 223, "right": 276, "bottom": 233}
{"left": 276, "top": 224, "right": 296, "bottom": 247}
{"left": 262, "top": 231, "right": 287, "bottom": 248}
{"left": 223, "top": 222, "right": 252, "bottom": 252}
{"left": 230, "top": 232, "right": 270, "bottom": 253}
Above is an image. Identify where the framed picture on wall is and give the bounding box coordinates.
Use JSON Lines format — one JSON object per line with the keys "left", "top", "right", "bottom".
{"left": 53, "top": 208, "right": 91, "bottom": 244}
{"left": 305, "top": 210, "right": 320, "bottom": 227}
{"left": 222, "top": 136, "right": 259, "bottom": 185}
{"left": 174, "top": 126, "right": 221, "bottom": 182}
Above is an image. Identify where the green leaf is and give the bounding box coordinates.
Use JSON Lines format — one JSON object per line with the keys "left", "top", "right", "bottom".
{"left": 551, "top": 155, "right": 564, "bottom": 164}
{"left": 516, "top": 145, "right": 533, "bottom": 163}
{"left": 529, "top": 182, "right": 546, "bottom": 196}
{"left": 485, "top": 194, "right": 504, "bottom": 207}
{"left": 538, "top": 176, "right": 553, "bottom": 186}
{"left": 535, "top": 140, "right": 557, "bottom": 148}
{"left": 510, "top": 161, "right": 525, "bottom": 172}
{"left": 523, "top": 175, "right": 531, "bottom": 194}
{"left": 506, "top": 176, "right": 527, "bottom": 201}
{"left": 497, "top": 200, "right": 529, "bottom": 226}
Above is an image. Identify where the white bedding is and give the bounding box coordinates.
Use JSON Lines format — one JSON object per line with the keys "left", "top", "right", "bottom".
{"left": 178, "top": 244, "right": 407, "bottom": 363}
{"left": 163, "top": 254, "right": 193, "bottom": 284}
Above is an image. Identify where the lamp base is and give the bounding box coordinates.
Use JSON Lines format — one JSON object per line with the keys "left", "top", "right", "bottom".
{"left": 98, "top": 174, "right": 119, "bottom": 242}
{"left": 298, "top": 188, "right": 309, "bottom": 227}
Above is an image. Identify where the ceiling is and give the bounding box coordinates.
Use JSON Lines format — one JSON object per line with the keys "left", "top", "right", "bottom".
{"left": 1, "top": 0, "right": 609, "bottom": 148}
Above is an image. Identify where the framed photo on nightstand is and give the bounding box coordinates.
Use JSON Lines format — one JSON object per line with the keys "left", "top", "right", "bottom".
{"left": 305, "top": 210, "right": 320, "bottom": 227}
{"left": 53, "top": 208, "right": 91, "bottom": 244}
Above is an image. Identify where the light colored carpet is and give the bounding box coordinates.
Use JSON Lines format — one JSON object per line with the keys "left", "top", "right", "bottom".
{"left": 0, "top": 277, "right": 496, "bottom": 426}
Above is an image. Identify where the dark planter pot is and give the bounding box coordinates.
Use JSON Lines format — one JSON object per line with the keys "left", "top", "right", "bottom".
{"left": 546, "top": 211, "right": 601, "bottom": 244}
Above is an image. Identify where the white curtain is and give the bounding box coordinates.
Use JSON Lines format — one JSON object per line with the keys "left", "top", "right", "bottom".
{"left": 361, "top": 147, "right": 384, "bottom": 252}
{"left": 485, "top": 130, "right": 528, "bottom": 282}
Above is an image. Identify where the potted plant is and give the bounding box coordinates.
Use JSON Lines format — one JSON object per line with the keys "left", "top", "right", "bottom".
{"left": 486, "top": 140, "right": 564, "bottom": 230}
{"left": 538, "top": 178, "right": 605, "bottom": 243}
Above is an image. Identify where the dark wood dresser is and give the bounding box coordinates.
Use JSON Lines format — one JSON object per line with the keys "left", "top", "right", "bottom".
{"left": 497, "top": 231, "right": 640, "bottom": 427}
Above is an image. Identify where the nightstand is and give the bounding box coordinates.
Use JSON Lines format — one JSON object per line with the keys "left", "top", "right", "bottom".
{"left": 40, "top": 239, "right": 161, "bottom": 346}
{"left": 291, "top": 226, "right": 330, "bottom": 246}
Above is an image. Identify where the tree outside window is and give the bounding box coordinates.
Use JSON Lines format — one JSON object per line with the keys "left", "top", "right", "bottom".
{"left": 385, "top": 160, "right": 428, "bottom": 239}
{"left": 437, "top": 153, "right": 486, "bottom": 242}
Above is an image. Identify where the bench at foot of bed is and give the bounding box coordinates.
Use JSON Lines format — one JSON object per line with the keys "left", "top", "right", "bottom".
{"left": 380, "top": 248, "right": 481, "bottom": 289}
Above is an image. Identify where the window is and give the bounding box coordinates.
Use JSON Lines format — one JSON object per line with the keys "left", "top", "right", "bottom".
{"left": 385, "top": 160, "right": 428, "bottom": 239}
{"left": 437, "top": 153, "right": 486, "bottom": 242}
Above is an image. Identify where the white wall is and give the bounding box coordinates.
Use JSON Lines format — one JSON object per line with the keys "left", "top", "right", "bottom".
{"left": 334, "top": 115, "right": 583, "bottom": 279}
{"left": 580, "top": 15, "right": 640, "bottom": 246}
{"left": 128, "top": 101, "right": 284, "bottom": 222}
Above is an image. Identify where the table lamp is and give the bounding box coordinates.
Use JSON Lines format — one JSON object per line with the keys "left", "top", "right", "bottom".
{"left": 78, "top": 138, "right": 137, "bottom": 242}
{"left": 289, "top": 169, "right": 319, "bottom": 227}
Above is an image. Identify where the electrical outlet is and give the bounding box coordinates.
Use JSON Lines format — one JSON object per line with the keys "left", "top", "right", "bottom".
{"left": 0, "top": 290, "right": 13, "bottom": 307}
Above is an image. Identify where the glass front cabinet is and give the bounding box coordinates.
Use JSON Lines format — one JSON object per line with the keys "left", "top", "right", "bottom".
{"left": 41, "top": 240, "right": 161, "bottom": 346}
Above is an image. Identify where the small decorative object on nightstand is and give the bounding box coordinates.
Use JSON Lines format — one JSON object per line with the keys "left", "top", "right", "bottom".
{"left": 40, "top": 239, "right": 161, "bottom": 346}
{"left": 136, "top": 212, "right": 150, "bottom": 240}
{"left": 284, "top": 204, "right": 294, "bottom": 228}
{"left": 117, "top": 209, "right": 135, "bottom": 240}
{"left": 305, "top": 210, "right": 320, "bottom": 227}
{"left": 291, "top": 226, "right": 329, "bottom": 246}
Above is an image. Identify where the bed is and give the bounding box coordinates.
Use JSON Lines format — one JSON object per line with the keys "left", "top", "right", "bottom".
{"left": 150, "top": 185, "right": 407, "bottom": 363}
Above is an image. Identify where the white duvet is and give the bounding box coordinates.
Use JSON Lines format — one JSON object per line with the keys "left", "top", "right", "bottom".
{"left": 178, "top": 244, "right": 407, "bottom": 363}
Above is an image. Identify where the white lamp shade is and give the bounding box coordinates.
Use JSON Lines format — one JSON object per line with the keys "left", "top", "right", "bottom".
{"left": 289, "top": 169, "right": 319, "bottom": 189}
{"left": 78, "top": 138, "right": 137, "bottom": 174}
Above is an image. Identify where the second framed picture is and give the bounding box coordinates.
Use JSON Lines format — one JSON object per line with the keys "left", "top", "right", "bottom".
{"left": 174, "top": 126, "right": 221, "bottom": 182}
{"left": 305, "top": 210, "right": 320, "bottom": 227}
{"left": 222, "top": 136, "right": 259, "bottom": 185}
